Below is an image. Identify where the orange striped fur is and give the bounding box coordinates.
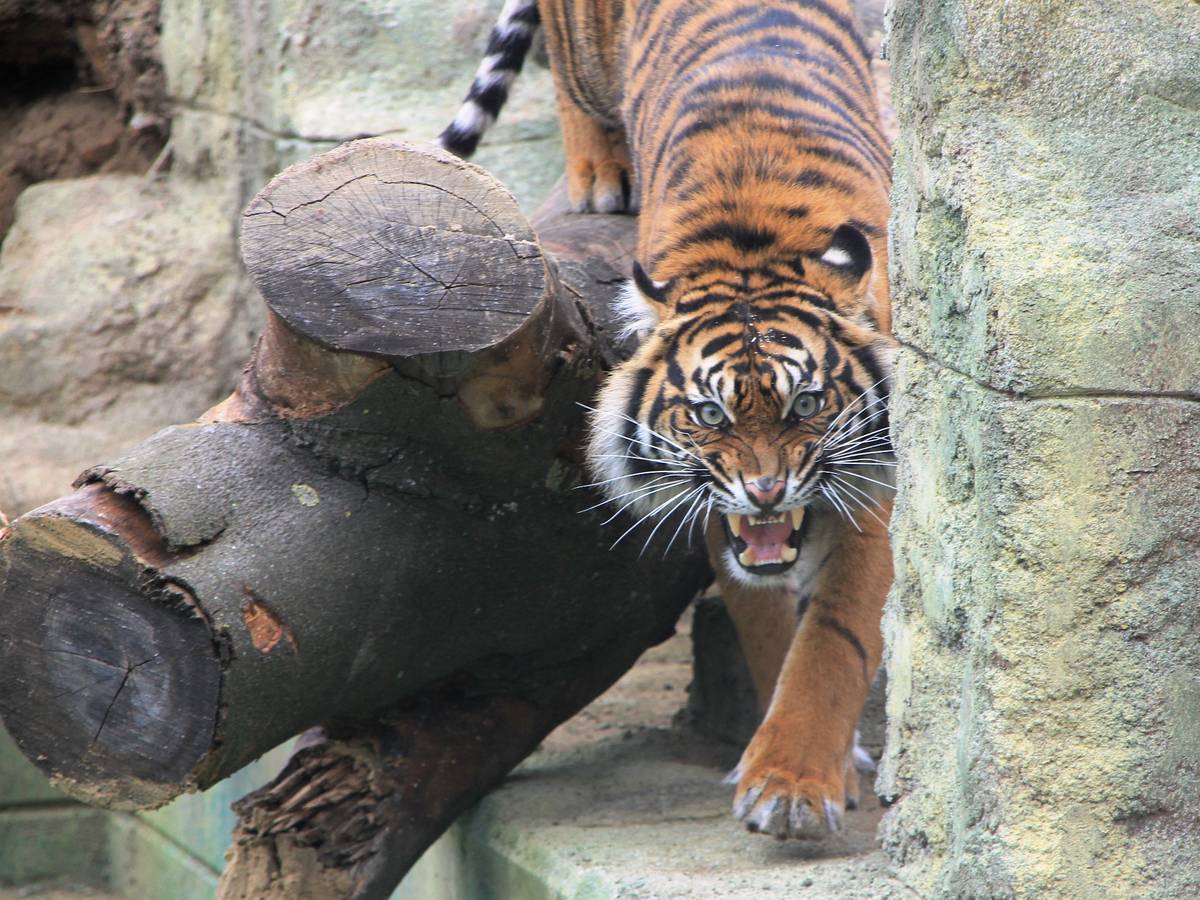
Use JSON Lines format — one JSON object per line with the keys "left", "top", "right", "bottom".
{"left": 444, "top": 0, "right": 895, "bottom": 840}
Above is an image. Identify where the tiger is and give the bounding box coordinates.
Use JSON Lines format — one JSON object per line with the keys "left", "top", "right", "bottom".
{"left": 439, "top": 0, "right": 894, "bottom": 840}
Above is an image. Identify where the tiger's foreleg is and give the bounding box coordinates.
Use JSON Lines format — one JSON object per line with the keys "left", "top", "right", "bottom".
{"left": 721, "top": 507, "right": 892, "bottom": 839}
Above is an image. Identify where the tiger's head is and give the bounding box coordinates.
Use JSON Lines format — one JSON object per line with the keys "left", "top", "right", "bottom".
{"left": 585, "top": 225, "right": 895, "bottom": 586}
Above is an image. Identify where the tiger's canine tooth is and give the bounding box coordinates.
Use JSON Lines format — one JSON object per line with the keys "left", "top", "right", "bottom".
{"left": 781, "top": 546, "right": 798, "bottom": 563}
{"left": 789, "top": 507, "right": 805, "bottom": 530}
{"left": 728, "top": 513, "right": 744, "bottom": 535}
{"left": 738, "top": 548, "right": 756, "bottom": 567}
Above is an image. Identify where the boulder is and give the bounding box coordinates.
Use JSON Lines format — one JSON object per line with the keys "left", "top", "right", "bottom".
{"left": 0, "top": 174, "right": 259, "bottom": 515}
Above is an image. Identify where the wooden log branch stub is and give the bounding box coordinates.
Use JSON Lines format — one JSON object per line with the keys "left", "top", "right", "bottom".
{"left": 0, "top": 138, "right": 705, "bottom": 842}
{"left": 0, "top": 485, "right": 220, "bottom": 809}
{"left": 241, "top": 139, "right": 549, "bottom": 359}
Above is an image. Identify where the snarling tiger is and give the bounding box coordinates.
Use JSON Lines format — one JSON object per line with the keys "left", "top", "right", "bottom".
{"left": 440, "top": 0, "right": 894, "bottom": 840}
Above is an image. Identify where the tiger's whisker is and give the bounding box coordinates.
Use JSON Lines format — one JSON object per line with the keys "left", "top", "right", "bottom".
{"left": 580, "top": 403, "right": 703, "bottom": 462}
{"left": 820, "top": 480, "right": 862, "bottom": 533}
{"left": 830, "top": 468, "right": 896, "bottom": 492}
{"left": 577, "top": 468, "right": 702, "bottom": 490}
{"left": 820, "top": 378, "right": 888, "bottom": 433}
{"left": 642, "top": 486, "right": 706, "bottom": 557}
{"left": 610, "top": 484, "right": 695, "bottom": 549}
{"left": 586, "top": 421, "right": 701, "bottom": 466}
{"left": 582, "top": 476, "right": 692, "bottom": 516}
{"left": 828, "top": 474, "right": 890, "bottom": 529}
{"left": 664, "top": 487, "right": 709, "bottom": 557}
{"left": 821, "top": 403, "right": 890, "bottom": 450}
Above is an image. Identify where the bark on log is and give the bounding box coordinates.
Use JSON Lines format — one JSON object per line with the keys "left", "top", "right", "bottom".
{"left": 0, "top": 137, "right": 707, "bottom": 867}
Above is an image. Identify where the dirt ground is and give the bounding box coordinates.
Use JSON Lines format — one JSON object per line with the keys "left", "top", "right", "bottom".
{"left": 0, "top": 0, "right": 167, "bottom": 237}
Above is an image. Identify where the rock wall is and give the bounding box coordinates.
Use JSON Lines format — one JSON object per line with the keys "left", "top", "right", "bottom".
{"left": 160, "top": 0, "right": 562, "bottom": 214}
{"left": 880, "top": 0, "right": 1200, "bottom": 896}
{"left": 0, "top": 0, "right": 561, "bottom": 518}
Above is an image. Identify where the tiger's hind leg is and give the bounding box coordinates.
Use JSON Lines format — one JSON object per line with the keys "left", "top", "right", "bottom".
{"left": 716, "top": 509, "right": 891, "bottom": 839}
{"left": 557, "top": 102, "right": 633, "bottom": 213}
{"left": 538, "top": 0, "right": 634, "bottom": 213}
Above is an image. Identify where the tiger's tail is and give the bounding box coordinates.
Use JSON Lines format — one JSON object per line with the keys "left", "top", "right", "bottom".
{"left": 437, "top": 0, "right": 541, "bottom": 158}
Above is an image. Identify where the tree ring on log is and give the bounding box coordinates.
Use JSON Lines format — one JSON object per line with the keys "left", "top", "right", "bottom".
{"left": 241, "top": 138, "right": 549, "bottom": 359}
{"left": 0, "top": 490, "right": 220, "bottom": 809}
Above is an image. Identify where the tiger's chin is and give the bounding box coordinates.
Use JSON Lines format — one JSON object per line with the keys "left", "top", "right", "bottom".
{"left": 720, "top": 507, "right": 808, "bottom": 585}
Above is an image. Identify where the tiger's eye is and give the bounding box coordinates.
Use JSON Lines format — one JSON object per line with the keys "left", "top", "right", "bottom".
{"left": 792, "top": 393, "right": 822, "bottom": 418}
{"left": 697, "top": 402, "right": 727, "bottom": 427}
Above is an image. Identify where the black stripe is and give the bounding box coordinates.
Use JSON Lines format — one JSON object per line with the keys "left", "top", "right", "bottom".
{"left": 438, "top": 123, "right": 481, "bottom": 157}
{"left": 769, "top": 304, "right": 826, "bottom": 331}
{"left": 764, "top": 329, "right": 806, "bottom": 351}
{"left": 684, "top": 222, "right": 777, "bottom": 253}
{"left": 654, "top": 105, "right": 887, "bottom": 189}
{"left": 850, "top": 344, "right": 885, "bottom": 387}
{"left": 508, "top": 3, "right": 539, "bottom": 26}
{"left": 470, "top": 81, "right": 510, "bottom": 117}
{"left": 700, "top": 332, "right": 740, "bottom": 357}
{"left": 666, "top": 7, "right": 872, "bottom": 100}
{"left": 817, "top": 615, "right": 869, "bottom": 679}
{"left": 484, "top": 25, "right": 535, "bottom": 61}
{"left": 666, "top": 355, "right": 687, "bottom": 390}
{"left": 673, "top": 93, "right": 881, "bottom": 163}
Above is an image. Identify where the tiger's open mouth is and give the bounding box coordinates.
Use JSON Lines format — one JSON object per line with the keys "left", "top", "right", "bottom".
{"left": 722, "top": 508, "right": 806, "bottom": 575}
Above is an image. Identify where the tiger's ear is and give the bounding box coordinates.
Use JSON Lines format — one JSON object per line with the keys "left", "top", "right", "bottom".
{"left": 632, "top": 261, "right": 671, "bottom": 304}
{"left": 615, "top": 262, "right": 672, "bottom": 339}
{"left": 818, "top": 224, "right": 873, "bottom": 281}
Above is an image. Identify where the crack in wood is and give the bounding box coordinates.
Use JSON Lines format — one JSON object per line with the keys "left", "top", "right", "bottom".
{"left": 88, "top": 653, "right": 162, "bottom": 750}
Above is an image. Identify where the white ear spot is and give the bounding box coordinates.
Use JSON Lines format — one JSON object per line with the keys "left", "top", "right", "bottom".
{"left": 613, "top": 278, "right": 662, "bottom": 341}
{"left": 820, "top": 246, "right": 853, "bottom": 268}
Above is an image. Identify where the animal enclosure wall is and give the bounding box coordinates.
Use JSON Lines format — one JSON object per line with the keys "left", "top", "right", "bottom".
{"left": 880, "top": 0, "right": 1200, "bottom": 895}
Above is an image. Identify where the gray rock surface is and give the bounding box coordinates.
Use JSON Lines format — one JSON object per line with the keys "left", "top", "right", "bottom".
{"left": 880, "top": 0, "right": 1200, "bottom": 895}
{"left": 0, "top": 175, "right": 259, "bottom": 515}
{"left": 0, "top": 0, "right": 563, "bottom": 518}
{"left": 160, "top": 0, "right": 562, "bottom": 214}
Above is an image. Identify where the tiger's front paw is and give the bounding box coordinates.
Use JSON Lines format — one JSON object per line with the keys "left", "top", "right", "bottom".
{"left": 729, "top": 766, "right": 845, "bottom": 840}
{"left": 726, "top": 720, "right": 859, "bottom": 840}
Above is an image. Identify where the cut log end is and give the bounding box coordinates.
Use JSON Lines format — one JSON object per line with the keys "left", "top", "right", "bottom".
{"left": 0, "top": 488, "right": 221, "bottom": 809}
{"left": 241, "top": 139, "right": 551, "bottom": 360}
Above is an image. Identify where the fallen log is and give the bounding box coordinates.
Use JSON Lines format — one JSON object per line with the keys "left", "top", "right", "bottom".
{"left": 0, "top": 140, "right": 708, "bottom": 894}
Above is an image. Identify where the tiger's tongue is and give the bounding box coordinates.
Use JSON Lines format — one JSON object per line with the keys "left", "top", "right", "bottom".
{"left": 737, "top": 518, "right": 795, "bottom": 565}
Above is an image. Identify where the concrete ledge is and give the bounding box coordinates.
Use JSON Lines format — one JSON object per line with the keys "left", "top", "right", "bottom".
{"left": 401, "top": 614, "right": 907, "bottom": 899}
{"left": 2, "top": 615, "right": 901, "bottom": 899}
{"left": 450, "top": 728, "right": 906, "bottom": 899}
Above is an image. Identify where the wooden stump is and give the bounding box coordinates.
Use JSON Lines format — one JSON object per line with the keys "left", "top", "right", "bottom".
{"left": 0, "top": 140, "right": 708, "bottom": 893}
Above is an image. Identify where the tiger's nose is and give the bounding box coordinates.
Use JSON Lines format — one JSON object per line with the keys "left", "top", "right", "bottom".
{"left": 744, "top": 475, "right": 785, "bottom": 510}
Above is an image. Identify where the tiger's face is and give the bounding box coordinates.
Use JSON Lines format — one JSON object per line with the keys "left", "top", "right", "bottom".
{"left": 586, "top": 260, "right": 894, "bottom": 587}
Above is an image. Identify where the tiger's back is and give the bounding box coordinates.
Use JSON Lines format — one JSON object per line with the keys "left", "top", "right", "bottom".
{"left": 441, "top": 0, "right": 895, "bottom": 843}
{"left": 621, "top": 0, "right": 890, "bottom": 324}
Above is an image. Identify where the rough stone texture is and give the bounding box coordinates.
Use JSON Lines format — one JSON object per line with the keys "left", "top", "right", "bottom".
{"left": 880, "top": 0, "right": 1200, "bottom": 896}
{"left": 160, "top": 0, "right": 562, "bottom": 214}
{"left": 0, "top": 0, "right": 564, "bottom": 519}
{"left": 0, "top": 0, "right": 168, "bottom": 237}
{"left": 0, "top": 175, "right": 259, "bottom": 515}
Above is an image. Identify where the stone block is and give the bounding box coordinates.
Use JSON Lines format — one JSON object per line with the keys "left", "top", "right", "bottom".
{"left": 887, "top": 0, "right": 1200, "bottom": 396}
{"left": 882, "top": 0, "right": 1200, "bottom": 893}
{"left": 0, "top": 725, "right": 66, "bottom": 808}
{"left": 160, "top": 0, "right": 562, "bottom": 212}
{"left": 881, "top": 351, "right": 1200, "bottom": 896}
{"left": 0, "top": 175, "right": 259, "bottom": 515}
{"left": 0, "top": 808, "right": 109, "bottom": 890}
